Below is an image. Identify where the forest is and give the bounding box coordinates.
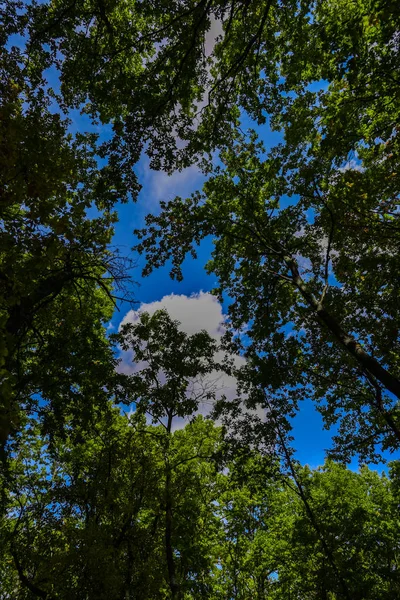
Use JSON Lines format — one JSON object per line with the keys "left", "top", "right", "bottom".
{"left": 1, "top": 0, "right": 400, "bottom": 597}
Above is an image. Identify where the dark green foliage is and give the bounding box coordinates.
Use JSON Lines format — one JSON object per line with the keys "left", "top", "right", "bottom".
{"left": 1, "top": 0, "right": 133, "bottom": 451}
{"left": 1, "top": 1, "right": 400, "bottom": 597}
{"left": 134, "top": 0, "right": 400, "bottom": 461}
{"left": 1, "top": 412, "right": 399, "bottom": 598}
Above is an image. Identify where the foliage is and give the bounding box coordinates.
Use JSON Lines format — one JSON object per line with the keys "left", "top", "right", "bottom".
{"left": 0, "top": 408, "right": 224, "bottom": 598}
{"left": 4, "top": 0, "right": 400, "bottom": 459}
{"left": 114, "top": 310, "right": 221, "bottom": 426}
{"left": 134, "top": 0, "right": 400, "bottom": 460}
{"left": 1, "top": 0, "right": 133, "bottom": 453}
{"left": 2, "top": 0, "right": 400, "bottom": 597}
{"left": 1, "top": 409, "right": 400, "bottom": 598}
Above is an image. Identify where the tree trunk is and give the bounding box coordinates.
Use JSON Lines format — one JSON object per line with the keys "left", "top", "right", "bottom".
{"left": 165, "top": 411, "right": 178, "bottom": 599}
{"left": 285, "top": 258, "right": 400, "bottom": 442}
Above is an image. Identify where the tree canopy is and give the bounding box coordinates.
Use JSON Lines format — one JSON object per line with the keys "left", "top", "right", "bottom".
{"left": 133, "top": 0, "right": 400, "bottom": 460}
{"left": 2, "top": 409, "right": 400, "bottom": 598}
{"left": 1, "top": 0, "right": 400, "bottom": 597}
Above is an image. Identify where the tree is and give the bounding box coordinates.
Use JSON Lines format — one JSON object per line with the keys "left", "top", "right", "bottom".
{"left": 7, "top": 0, "right": 399, "bottom": 458}
{"left": 133, "top": 0, "right": 400, "bottom": 459}
{"left": 114, "top": 309, "right": 221, "bottom": 426}
{"left": 1, "top": 2, "right": 134, "bottom": 454}
{"left": 209, "top": 455, "right": 400, "bottom": 600}
{"left": 2, "top": 401, "right": 400, "bottom": 598}
{"left": 114, "top": 309, "right": 223, "bottom": 598}
{"left": 0, "top": 407, "right": 225, "bottom": 599}
{"left": 285, "top": 461, "right": 400, "bottom": 599}
{"left": 2, "top": 1, "right": 400, "bottom": 594}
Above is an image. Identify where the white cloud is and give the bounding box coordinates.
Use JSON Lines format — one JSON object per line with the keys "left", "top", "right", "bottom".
{"left": 118, "top": 292, "right": 253, "bottom": 429}
{"left": 195, "top": 16, "right": 224, "bottom": 115}
{"left": 204, "top": 16, "right": 223, "bottom": 59}
{"left": 138, "top": 157, "right": 204, "bottom": 209}
{"left": 120, "top": 291, "right": 225, "bottom": 337}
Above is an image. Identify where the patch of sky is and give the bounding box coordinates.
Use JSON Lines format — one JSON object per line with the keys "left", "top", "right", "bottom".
{"left": 306, "top": 79, "right": 329, "bottom": 94}
{"left": 6, "top": 32, "right": 27, "bottom": 49}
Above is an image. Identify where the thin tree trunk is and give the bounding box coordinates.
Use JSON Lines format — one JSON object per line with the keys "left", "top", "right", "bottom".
{"left": 264, "top": 396, "right": 351, "bottom": 600}
{"left": 165, "top": 411, "right": 178, "bottom": 599}
{"left": 285, "top": 257, "right": 400, "bottom": 442}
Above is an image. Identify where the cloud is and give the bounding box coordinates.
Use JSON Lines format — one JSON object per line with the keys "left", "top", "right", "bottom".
{"left": 134, "top": 18, "right": 223, "bottom": 213}
{"left": 141, "top": 163, "right": 204, "bottom": 206}
{"left": 120, "top": 291, "right": 226, "bottom": 337}
{"left": 118, "top": 292, "right": 250, "bottom": 428}
{"left": 204, "top": 16, "right": 223, "bottom": 59}
{"left": 194, "top": 16, "right": 224, "bottom": 115}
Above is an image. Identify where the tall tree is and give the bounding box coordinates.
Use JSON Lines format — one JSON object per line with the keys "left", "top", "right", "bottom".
{"left": 217, "top": 457, "right": 400, "bottom": 599}
{"left": 1, "top": 2, "right": 134, "bottom": 453}
{"left": 114, "top": 309, "right": 222, "bottom": 598}
{"left": 0, "top": 409, "right": 225, "bottom": 599}
{"left": 134, "top": 0, "right": 400, "bottom": 459}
